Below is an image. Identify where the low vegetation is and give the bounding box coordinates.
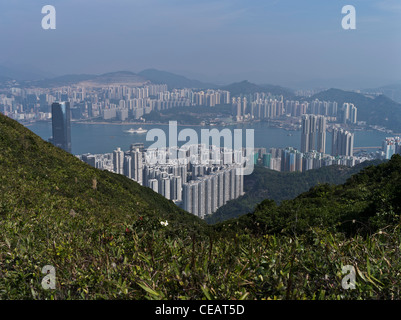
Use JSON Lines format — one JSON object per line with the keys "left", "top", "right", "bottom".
{"left": 1, "top": 113, "right": 400, "bottom": 300}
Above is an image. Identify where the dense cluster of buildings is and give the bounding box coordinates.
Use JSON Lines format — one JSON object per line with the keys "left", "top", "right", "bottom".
{"left": 287, "top": 99, "right": 338, "bottom": 119}
{"left": 2, "top": 82, "right": 358, "bottom": 129}
{"left": 260, "top": 147, "right": 362, "bottom": 172}
{"left": 79, "top": 143, "right": 245, "bottom": 219}
{"left": 0, "top": 84, "right": 230, "bottom": 123}
{"left": 255, "top": 114, "right": 361, "bottom": 172}
{"left": 233, "top": 96, "right": 286, "bottom": 121}
{"left": 233, "top": 96, "right": 358, "bottom": 125}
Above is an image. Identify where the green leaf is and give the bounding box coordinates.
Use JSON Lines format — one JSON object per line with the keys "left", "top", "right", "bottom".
{"left": 137, "top": 282, "right": 160, "bottom": 298}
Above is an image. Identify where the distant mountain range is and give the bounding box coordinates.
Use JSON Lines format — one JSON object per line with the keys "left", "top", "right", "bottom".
{"left": 138, "top": 69, "right": 216, "bottom": 89}
{"left": 5, "top": 69, "right": 212, "bottom": 90}
{"left": 2, "top": 67, "right": 293, "bottom": 97}
{"left": 220, "top": 80, "right": 295, "bottom": 99}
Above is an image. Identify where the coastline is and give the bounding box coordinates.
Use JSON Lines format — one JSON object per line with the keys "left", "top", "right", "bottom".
{"left": 73, "top": 121, "right": 225, "bottom": 127}
{"left": 74, "top": 121, "right": 149, "bottom": 126}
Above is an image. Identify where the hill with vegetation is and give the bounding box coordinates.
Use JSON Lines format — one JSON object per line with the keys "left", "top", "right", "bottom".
{"left": 363, "top": 83, "right": 401, "bottom": 104}
{"left": 0, "top": 113, "right": 208, "bottom": 299}
{"left": 205, "top": 162, "right": 383, "bottom": 224}
{"left": 309, "top": 88, "right": 401, "bottom": 132}
{"left": 138, "top": 69, "right": 216, "bottom": 90}
{"left": 1, "top": 113, "right": 401, "bottom": 299}
{"left": 220, "top": 80, "right": 295, "bottom": 99}
{"left": 217, "top": 155, "right": 401, "bottom": 237}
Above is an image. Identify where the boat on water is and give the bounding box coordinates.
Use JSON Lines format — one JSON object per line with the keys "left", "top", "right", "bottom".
{"left": 125, "top": 127, "right": 148, "bottom": 134}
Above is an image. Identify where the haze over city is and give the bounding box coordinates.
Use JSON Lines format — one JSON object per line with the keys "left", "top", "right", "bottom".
{"left": 0, "top": 0, "right": 400, "bottom": 89}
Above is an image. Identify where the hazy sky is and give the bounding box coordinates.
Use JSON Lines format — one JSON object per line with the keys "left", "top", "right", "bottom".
{"left": 0, "top": 0, "right": 400, "bottom": 88}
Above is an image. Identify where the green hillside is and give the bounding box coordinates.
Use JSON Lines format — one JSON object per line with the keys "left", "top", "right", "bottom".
{"left": 206, "top": 162, "right": 383, "bottom": 224}
{"left": 216, "top": 156, "right": 401, "bottom": 236}
{"left": 1, "top": 113, "right": 401, "bottom": 300}
{"left": 0, "top": 113, "right": 209, "bottom": 299}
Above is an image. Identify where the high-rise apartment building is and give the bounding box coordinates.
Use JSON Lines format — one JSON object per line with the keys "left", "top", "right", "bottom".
{"left": 113, "top": 147, "right": 124, "bottom": 174}
{"left": 130, "top": 146, "right": 143, "bottom": 185}
{"left": 301, "top": 115, "right": 326, "bottom": 154}
{"left": 331, "top": 128, "right": 354, "bottom": 157}
{"left": 341, "top": 103, "right": 357, "bottom": 124}
{"left": 51, "top": 102, "right": 71, "bottom": 153}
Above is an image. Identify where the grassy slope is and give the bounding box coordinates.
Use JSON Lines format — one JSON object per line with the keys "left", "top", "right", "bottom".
{"left": 0, "top": 113, "right": 205, "bottom": 233}
{"left": 0, "top": 113, "right": 208, "bottom": 299}
{"left": 1, "top": 113, "right": 400, "bottom": 299}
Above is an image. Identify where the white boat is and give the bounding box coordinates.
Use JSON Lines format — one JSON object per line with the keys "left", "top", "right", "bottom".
{"left": 125, "top": 127, "right": 148, "bottom": 134}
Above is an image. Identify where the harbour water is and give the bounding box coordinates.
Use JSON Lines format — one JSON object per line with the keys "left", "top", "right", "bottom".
{"left": 25, "top": 121, "right": 390, "bottom": 156}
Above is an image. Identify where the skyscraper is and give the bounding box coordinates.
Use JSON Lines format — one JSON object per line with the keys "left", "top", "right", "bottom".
{"left": 204, "top": 176, "right": 213, "bottom": 216}
{"left": 113, "top": 147, "right": 124, "bottom": 174}
{"left": 183, "top": 183, "right": 192, "bottom": 213}
{"left": 51, "top": 102, "right": 71, "bottom": 153}
{"left": 161, "top": 178, "right": 171, "bottom": 200}
{"left": 148, "top": 179, "right": 159, "bottom": 193}
{"left": 332, "top": 128, "right": 354, "bottom": 157}
{"left": 301, "top": 115, "right": 326, "bottom": 154}
{"left": 301, "top": 115, "right": 311, "bottom": 153}
{"left": 123, "top": 155, "right": 132, "bottom": 179}
{"left": 171, "top": 176, "right": 183, "bottom": 201}
{"left": 341, "top": 103, "right": 357, "bottom": 124}
{"left": 350, "top": 105, "right": 358, "bottom": 124}
{"left": 316, "top": 115, "right": 326, "bottom": 154}
{"left": 198, "top": 180, "right": 205, "bottom": 219}
{"left": 130, "top": 146, "right": 143, "bottom": 185}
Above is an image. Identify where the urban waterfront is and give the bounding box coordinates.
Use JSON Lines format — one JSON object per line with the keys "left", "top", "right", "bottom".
{"left": 26, "top": 121, "right": 389, "bottom": 156}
